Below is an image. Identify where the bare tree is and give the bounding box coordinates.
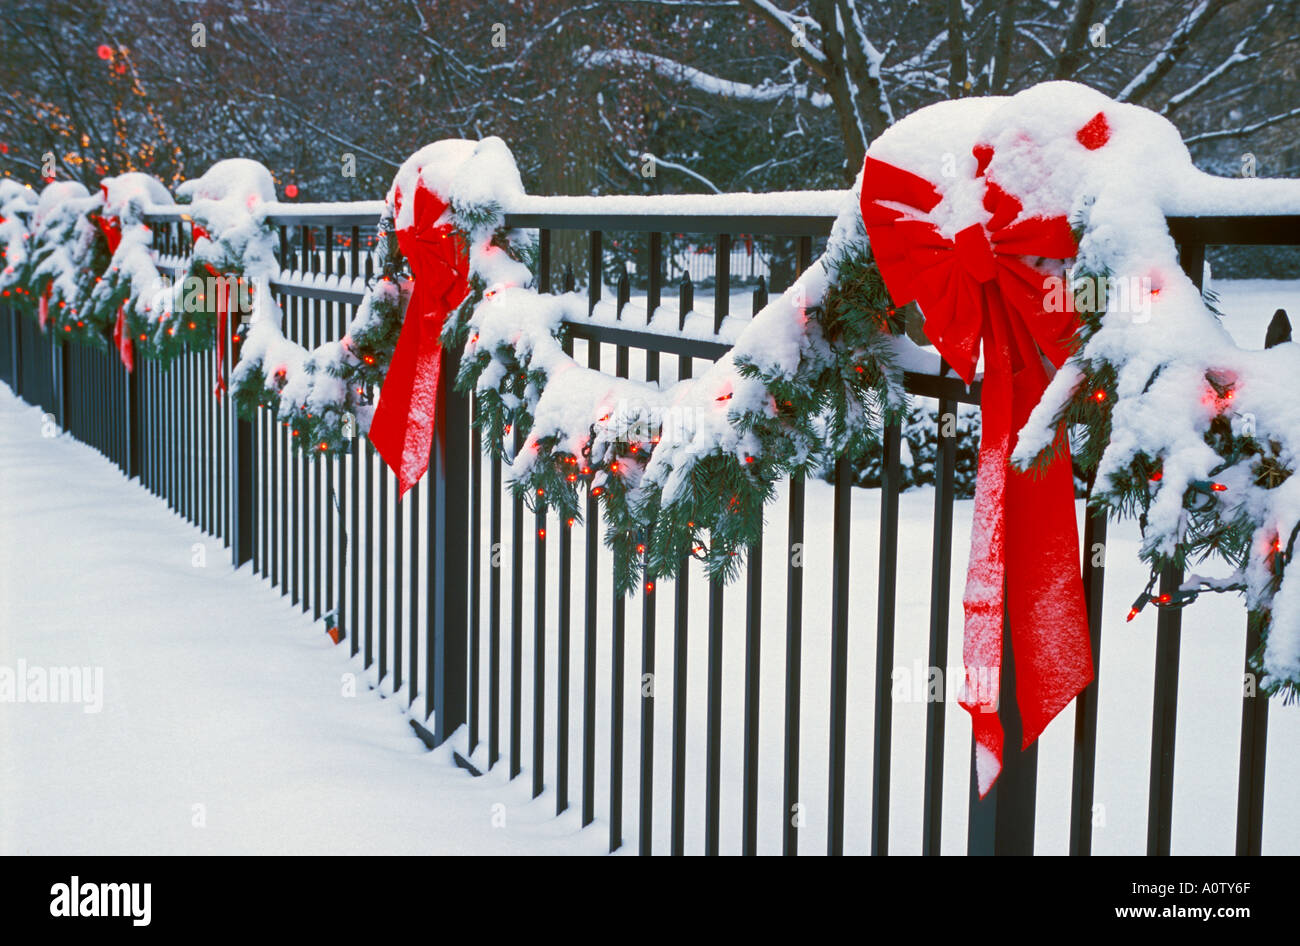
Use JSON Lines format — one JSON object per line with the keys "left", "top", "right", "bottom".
{"left": 580, "top": 0, "right": 1300, "bottom": 181}
{"left": 2, "top": 0, "right": 1296, "bottom": 198}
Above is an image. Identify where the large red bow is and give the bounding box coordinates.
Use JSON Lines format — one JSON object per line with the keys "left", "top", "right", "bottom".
{"left": 861, "top": 154, "right": 1092, "bottom": 797}
{"left": 369, "top": 183, "right": 470, "bottom": 496}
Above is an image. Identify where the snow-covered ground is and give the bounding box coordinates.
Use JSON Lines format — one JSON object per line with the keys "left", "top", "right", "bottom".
{"left": 0, "top": 386, "right": 602, "bottom": 855}
{"left": 2, "top": 280, "right": 1297, "bottom": 856}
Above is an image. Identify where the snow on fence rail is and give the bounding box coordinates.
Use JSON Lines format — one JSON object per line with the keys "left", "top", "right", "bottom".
{"left": 3, "top": 194, "right": 1299, "bottom": 855}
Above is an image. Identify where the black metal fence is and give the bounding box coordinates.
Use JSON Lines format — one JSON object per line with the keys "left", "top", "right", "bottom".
{"left": 2, "top": 199, "right": 1296, "bottom": 856}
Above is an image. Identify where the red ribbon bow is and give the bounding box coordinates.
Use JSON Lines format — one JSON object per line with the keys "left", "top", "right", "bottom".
{"left": 95, "top": 196, "right": 133, "bottom": 372}
{"left": 369, "top": 183, "right": 470, "bottom": 496}
{"left": 861, "top": 152, "right": 1093, "bottom": 797}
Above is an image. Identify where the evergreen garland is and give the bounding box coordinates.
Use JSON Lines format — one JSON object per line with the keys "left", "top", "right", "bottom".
{"left": 230, "top": 215, "right": 407, "bottom": 456}
{"left": 456, "top": 224, "right": 908, "bottom": 594}
{"left": 1016, "top": 253, "right": 1300, "bottom": 701}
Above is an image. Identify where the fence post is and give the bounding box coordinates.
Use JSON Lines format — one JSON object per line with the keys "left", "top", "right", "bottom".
{"left": 9, "top": 305, "right": 20, "bottom": 397}
{"left": 126, "top": 357, "right": 143, "bottom": 479}
{"left": 58, "top": 336, "right": 70, "bottom": 431}
{"left": 7, "top": 304, "right": 18, "bottom": 395}
{"left": 431, "top": 337, "right": 470, "bottom": 744}
{"left": 1236, "top": 308, "right": 1287, "bottom": 855}
{"left": 229, "top": 317, "right": 254, "bottom": 568}
{"left": 968, "top": 607, "right": 1039, "bottom": 855}
{"left": 1146, "top": 242, "right": 1202, "bottom": 856}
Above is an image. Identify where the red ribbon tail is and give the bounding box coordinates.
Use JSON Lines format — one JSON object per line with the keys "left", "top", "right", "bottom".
{"left": 960, "top": 321, "right": 1014, "bottom": 799}
{"left": 1005, "top": 369, "right": 1093, "bottom": 751}
{"left": 369, "top": 285, "right": 441, "bottom": 498}
{"left": 113, "top": 305, "right": 133, "bottom": 372}
{"left": 38, "top": 281, "right": 51, "bottom": 330}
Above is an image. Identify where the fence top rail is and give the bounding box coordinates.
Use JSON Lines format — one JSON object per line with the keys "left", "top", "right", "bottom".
{"left": 141, "top": 191, "right": 852, "bottom": 234}
{"left": 141, "top": 193, "right": 1300, "bottom": 245}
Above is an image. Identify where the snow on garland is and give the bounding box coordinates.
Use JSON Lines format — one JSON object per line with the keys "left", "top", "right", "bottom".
{"left": 228, "top": 138, "right": 534, "bottom": 457}
{"left": 85, "top": 173, "right": 174, "bottom": 364}
{"left": 144, "top": 159, "right": 279, "bottom": 374}
{"left": 2, "top": 175, "right": 173, "bottom": 352}
{"left": 455, "top": 193, "right": 910, "bottom": 594}
{"left": 23, "top": 181, "right": 107, "bottom": 341}
{"left": 0, "top": 181, "right": 39, "bottom": 300}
